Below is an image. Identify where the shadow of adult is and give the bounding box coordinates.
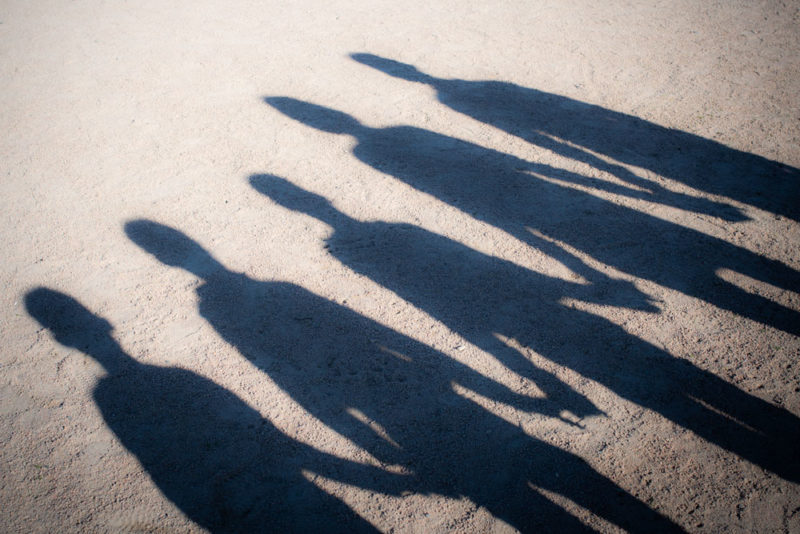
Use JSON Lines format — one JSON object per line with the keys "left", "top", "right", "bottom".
{"left": 251, "top": 174, "right": 645, "bottom": 418}
{"left": 25, "top": 287, "right": 386, "bottom": 533}
{"left": 264, "top": 97, "right": 800, "bottom": 341}
{"left": 251, "top": 175, "right": 800, "bottom": 484}
{"left": 351, "top": 53, "right": 800, "bottom": 222}
{"left": 124, "top": 220, "right": 681, "bottom": 533}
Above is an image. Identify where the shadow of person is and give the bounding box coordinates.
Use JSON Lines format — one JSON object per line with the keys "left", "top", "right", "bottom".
{"left": 124, "top": 220, "right": 682, "bottom": 533}
{"left": 251, "top": 173, "right": 646, "bottom": 417}
{"left": 250, "top": 175, "right": 800, "bottom": 484}
{"left": 25, "top": 287, "right": 387, "bottom": 533}
{"left": 264, "top": 97, "right": 800, "bottom": 341}
{"left": 350, "top": 53, "right": 800, "bottom": 223}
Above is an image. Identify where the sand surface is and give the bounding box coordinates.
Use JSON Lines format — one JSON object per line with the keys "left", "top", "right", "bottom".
{"left": 2, "top": 1, "right": 800, "bottom": 532}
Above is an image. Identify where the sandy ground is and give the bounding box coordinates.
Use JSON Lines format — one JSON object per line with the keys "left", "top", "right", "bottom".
{"left": 2, "top": 1, "right": 800, "bottom": 532}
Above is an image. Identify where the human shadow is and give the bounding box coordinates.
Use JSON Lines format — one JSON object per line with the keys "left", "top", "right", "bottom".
{"left": 264, "top": 97, "right": 800, "bottom": 341}
{"left": 250, "top": 173, "right": 648, "bottom": 416}
{"left": 124, "top": 220, "right": 682, "bottom": 533}
{"left": 251, "top": 175, "right": 800, "bottom": 484}
{"left": 351, "top": 53, "right": 800, "bottom": 223}
{"left": 25, "top": 287, "right": 388, "bottom": 533}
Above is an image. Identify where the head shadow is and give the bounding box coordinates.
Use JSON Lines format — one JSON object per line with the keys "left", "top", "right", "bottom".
{"left": 350, "top": 53, "right": 432, "bottom": 83}
{"left": 125, "top": 220, "right": 222, "bottom": 278}
{"left": 250, "top": 173, "right": 334, "bottom": 220}
{"left": 265, "top": 97, "right": 362, "bottom": 135}
{"left": 26, "top": 287, "right": 113, "bottom": 351}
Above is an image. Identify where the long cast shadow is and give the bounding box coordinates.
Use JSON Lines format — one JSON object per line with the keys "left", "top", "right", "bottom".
{"left": 264, "top": 97, "right": 800, "bottom": 340}
{"left": 251, "top": 175, "right": 800, "bottom": 484}
{"left": 25, "top": 287, "right": 386, "bottom": 533}
{"left": 251, "top": 174, "right": 645, "bottom": 418}
{"left": 124, "top": 220, "right": 682, "bottom": 533}
{"left": 351, "top": 53, "right": 800, "bottom": 223}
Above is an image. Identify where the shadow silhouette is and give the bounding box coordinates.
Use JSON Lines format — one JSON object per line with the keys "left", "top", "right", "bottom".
{"left": 251, "top": 173, "right": 647, "bottom": 418}
{"left": 123, "top": 220, "right": 682, "bottom": 533}
{"left": 264, "top": 96, "right": 800, "bottom": 341}
{"left": 251, "top": 175, "right": 800, "bottom": 484}
{"left": 25, "top": 287, "right": 386, "bottom": 533}
{"left": 351, "top": 53, "right": 800, "bottom": 222}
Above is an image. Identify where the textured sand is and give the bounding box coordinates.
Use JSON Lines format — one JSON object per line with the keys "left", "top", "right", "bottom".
{"left": 2, "top": 1, "right": 799, "bottom": 532}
